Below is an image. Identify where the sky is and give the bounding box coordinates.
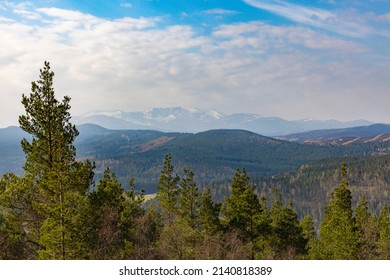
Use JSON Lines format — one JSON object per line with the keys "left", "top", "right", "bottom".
{"left": 0, "top": 0, "right": 390, "bottom": 127}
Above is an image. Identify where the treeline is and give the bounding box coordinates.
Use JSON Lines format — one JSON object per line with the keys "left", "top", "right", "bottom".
{"left": 1, "top": 62, "right": 390, "bottom": 260}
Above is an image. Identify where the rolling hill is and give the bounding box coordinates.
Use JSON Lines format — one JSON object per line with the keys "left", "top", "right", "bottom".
{"left": 279, "top": 123, "right": 390, "bottom": 144}
{"left": 61, "top": 124, "right": 390, "bottom": 193}
{"left": 0, "top": 124, "right": 388, "bottom": 194}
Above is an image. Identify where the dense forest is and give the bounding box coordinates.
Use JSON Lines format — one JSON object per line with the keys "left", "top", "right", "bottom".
{"left": 1, "top": 62, "right": 390, "bottom": 260}
{"left": 72, "top": 124, "right": 389, "bottom": 193}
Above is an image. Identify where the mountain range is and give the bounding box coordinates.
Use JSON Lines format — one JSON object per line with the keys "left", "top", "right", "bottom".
{"left": 73, "top": 107, "right": 373, "bottom": 136}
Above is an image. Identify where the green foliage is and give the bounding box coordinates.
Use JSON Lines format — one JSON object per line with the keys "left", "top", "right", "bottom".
{"left": 158, "top": 218, "right": 200, "bottom": 260}
{"left": 0, "top": 173, "right": 41, "bottom": 259}
{"left": 221, "top": 168, "right": 264, "bottom": 240}
{"left": 253, "top": 155, "right": 390, "bottom": 227}
{"left": 377, "top": 205, "right": 390, "bottom": 259}
{"left": 19, "top": 61, "right": 78, "bottom": 176}
{"left": 355, "top": 196, "right": 379, "bottom": 259}
{"left": 300, "top": 215, "right": 317, "bottom": 255}
{"left": 265, "top": 191, "right": 307, "bottom": 259}
{"left": 198, "top": 188, "right": 221, "bottom": 235}
{"left": 316, "top": 163, "right": 359, "bottom": 259}
{"left": 18, "top": 62, "right": 94, "bottom": 259}
{"left": 129, "top": 205, "right": 163, "bottom": 259}
{"left": 179, "top": 168, "right": 200, "bottom": 228}
{"left": 82, "top": 168, "right": 145, "bottom": 259}
{"left": 156, "top": 154, "right": 180, "bottom": 220}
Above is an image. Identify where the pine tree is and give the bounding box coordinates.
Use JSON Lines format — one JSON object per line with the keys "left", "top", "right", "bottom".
{"left": 377, "top": 205, "right": 390, "bottom": 259}
{"left": 179, "top": 168, "right": 200, "bottom": 228}
{"left": 317, "top": 162, "right": 359, "bottom": 259}
{"left": 156, "top": 154, "right": 180, "bottom": 221}
{"left": 121, "top": 177, "right": 146, "bottom": 258}
{"left": 19, "top": 61, "right": 78, "bottom": 176}
{"left": 198, "top": 187, "right": 220, "bottom": 235}
{"left": 221, "top": 168, "right": 263, "bottom": 239}
{"left": 122, "top": 177, "right": 145, "bottom": 233}
{"left": 355, "top": 196, "right": 379, "bottom": 259}
{"left": 85, "top": 168, "right": 128, "bottom": 259}
{"left": 299, "top": 215, "right": 317, "bottom": 259}
{"left": 267, "top": 191, "right": 307, "bottom": 259}
{"left": 0, "top": 173, "right": 39, "bottom": 259}
{"left": 18, "top": 61, "right": 94, "bottom": 259}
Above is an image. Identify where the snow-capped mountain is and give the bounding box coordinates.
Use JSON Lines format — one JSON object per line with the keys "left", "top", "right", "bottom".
{"left": 73, "top": 107, "right": 373, "bottom": 136}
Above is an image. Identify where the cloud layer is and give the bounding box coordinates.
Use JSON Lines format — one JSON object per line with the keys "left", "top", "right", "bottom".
{"left": 0, "top": 2, "right": 389, "bottom": 127}
{"left": 243, "top": 0, "right": 376, "bottom": 38}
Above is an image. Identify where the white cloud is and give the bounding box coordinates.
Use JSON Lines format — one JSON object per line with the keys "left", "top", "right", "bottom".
{"left": 212, "top": 21, "right": 364, "bottom": 51}
{"left": 0, "top": 16, "right": 14, "bottom": 23}
{"left": 376, "top": 13, "right": 390, "bottom": 22}
{"left": 243, "top": 0, "right": 373, "bottom": 38}
{"left": 0, "top": 6, "right": 388, "bottom": 127}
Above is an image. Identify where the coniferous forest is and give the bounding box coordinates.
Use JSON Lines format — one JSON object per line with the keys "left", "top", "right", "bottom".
{"left": 1, "top": 62, "right": 390, "bottom": 260}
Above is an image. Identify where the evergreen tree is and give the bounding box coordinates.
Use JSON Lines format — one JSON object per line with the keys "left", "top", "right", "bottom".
{"left": 377, "top": 205, "right": 390, "bottom": 259}
{"left": 156, "top": 154, "right": 180, "bottom": 221}
{"left": 198, "top": 187, "right": 220, "bottom": 235}
{"left": 299, "top": 215, "right": 316, "bottom": 258}
{"left": 18, "top": 61, "right": 94, "bottom": 259}
{"left": 19, "top": 61, "right": 78, "bottom": 176}
{"left": 220, "top": 168, "right": 263, "bottom": 240}
{"left": 267, "top": 192, "right": 307, "bottom": 259}
{"left": 317, "top": 162, "right": 359, "bottom": 259}
{"left": 130, "top": 205, "right": 163, "bottom": 259}
{"left": 355, "top": 196, "right": 379, "bottom": 259}
{"left": 122, "top": 177, "right": 145, "bottom": 234}
{"left": 179, "top": 168, "right": 200, "bottom": 228}
{"left": 0, "top": 173, "right": 40, "bottom": 259}
{"left": 85, "top": 168, "right": 127, "bottom": 259}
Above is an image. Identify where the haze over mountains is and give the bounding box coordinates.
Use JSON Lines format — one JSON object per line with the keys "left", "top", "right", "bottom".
{"left": 73, "top": 107, "right": 373, "bottom": 136}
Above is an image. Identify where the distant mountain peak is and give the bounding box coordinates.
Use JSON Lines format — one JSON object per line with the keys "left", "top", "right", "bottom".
{"left": 79, "top": 110, "right": 125, "bottom": 118}
{"left": 74, "top": 107, "right": 375, "bottom": 136}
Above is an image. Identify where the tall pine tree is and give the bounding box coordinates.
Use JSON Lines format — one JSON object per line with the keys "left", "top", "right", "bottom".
{"left": 18, "top": 61, "right": 94, "bottom": 259}
{"left": 220, "top": 168, "right": 263, "bottom": 241}
{"left": 156, "top": 154, "right": 180, "bottom": 221}
{"left": 179, "top": 168, "right": 200, "bottom": 228}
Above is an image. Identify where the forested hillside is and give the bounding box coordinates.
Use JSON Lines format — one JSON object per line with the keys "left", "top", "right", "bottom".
{"left": 75, "top": 125, "right": 389, "bottom": 193}
{"left": 2, "top": 123, "right": 388, "bottom": 193}
{"left": 251, "top": 155, "right": 390, "bottom": 226}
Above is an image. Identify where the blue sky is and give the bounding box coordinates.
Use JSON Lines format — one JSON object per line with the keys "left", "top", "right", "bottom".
{"left": 0, "top": 0, "right": 389, "bottom": 127}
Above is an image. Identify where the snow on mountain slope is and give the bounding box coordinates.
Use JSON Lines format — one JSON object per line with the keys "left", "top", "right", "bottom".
{"left": 73, "top": 107, "right": 374, "bottom": 136}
